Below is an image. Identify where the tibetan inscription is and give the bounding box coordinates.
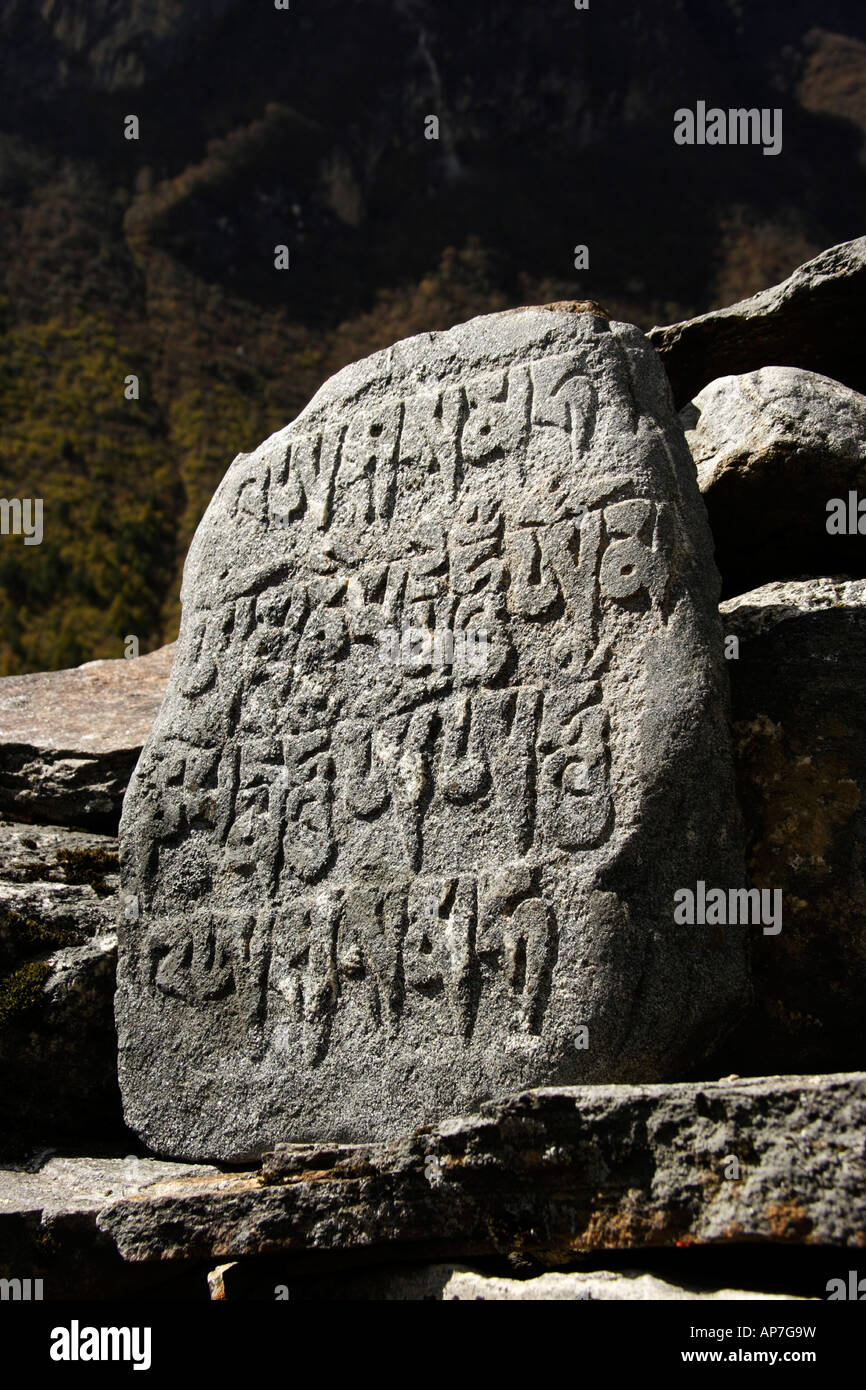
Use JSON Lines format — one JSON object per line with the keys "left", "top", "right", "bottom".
{"left": 117, "top": 308, "right": 749, "bottom": 1161}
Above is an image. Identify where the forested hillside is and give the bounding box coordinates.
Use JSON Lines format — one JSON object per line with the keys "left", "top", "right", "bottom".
{"left": 0, "top": 0, "right": 863, "bottom": 672}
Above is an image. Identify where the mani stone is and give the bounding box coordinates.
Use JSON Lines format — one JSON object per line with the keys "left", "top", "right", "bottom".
{"left": 117, "top": 306, "right": 749, "bottom": 1161}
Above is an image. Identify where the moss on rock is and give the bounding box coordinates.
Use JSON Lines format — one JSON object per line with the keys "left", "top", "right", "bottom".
{"left": 0, "top": 959, "right": 51, "bottom": 1026}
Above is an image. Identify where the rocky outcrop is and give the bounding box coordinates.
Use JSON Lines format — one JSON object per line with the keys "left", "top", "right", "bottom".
{"left": 0, "top": 820, "right": 120, "bottom": 944}
{"left": 0, "top": 820, "right": 123, "bottom": 1151}
{"left": 0, "top": 231, "right": 863, "bottom": 1299}
{"left": 3, "top": 578, "right": 863, "bottom": 1162}
{"left": 9, "top": 563, "right": 866, "bottom": 1165}
{"left": 682, "top": 367, "right": 866, "bottom": 597}
{"left": 0, "top": 1154, "right": 219, "bottom": 1299}
{"left": 714, "top": 579, "right": 866, "bottom": 1075}
{"left": 0, "top": 645, "right": 174, "bottom": 832}
{"left": 94, "top": 1074, "right": 864, "bottom": 1264}
{"left": 1, "top": 1074, "right": 860, "bottom": 1298}
{"left": 650, "top": 238, "right": 866, "bottom": 409}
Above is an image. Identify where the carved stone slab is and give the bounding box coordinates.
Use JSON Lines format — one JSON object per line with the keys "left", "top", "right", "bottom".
{"left": 117, "top": 308, "right": 749, "bottom": 1160}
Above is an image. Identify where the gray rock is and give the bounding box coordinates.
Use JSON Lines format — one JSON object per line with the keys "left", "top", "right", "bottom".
{"left": 0, "top": 820, "right": 120, "bottom": 965}
{"left": 650, "top": 237, "right": 866, "bottom": 409}
{"left": 425, "top": 1268, "right": 805, "bottom": 1301}
{"left": 723, "top": 575, "right": 866, "bottom": 636}
{"left": 0, "top": 820, "right": 123, "bottom": 1150}
{"left": 713, "top": 579, "right": 866, "bottom": 1075}
{"left": 0, "top": 1153, "right": 219, "bottom": 1218}
{"left": 95, "top": 1074, "right": 866, "bottom": 1263}
{"left": 0, "top": 644, "right": 175, "bottom": 832}
{"left": 0, "top": 1154, "right": 219, "bottom": 1299}
{"left": 208, "top": 1260, "right": 810, "bottom": 1301}
{"left": 682, "top": 368, "right": 866, "bottom": 597}
{"left": 429, "top": 1268, "right": 808, "bottom": 1300}
{"left": 117, "top": 306, "right": 748, "bottom": 1161}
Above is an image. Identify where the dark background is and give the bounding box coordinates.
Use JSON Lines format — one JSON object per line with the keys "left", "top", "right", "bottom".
{"left": 0, "top": 0, "right": 863, "bottom": 673}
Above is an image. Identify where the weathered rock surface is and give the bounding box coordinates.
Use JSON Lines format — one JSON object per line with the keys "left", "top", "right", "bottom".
{"left": 118, "top": 305, "right": 748, "bottom": 1161}
{"left": 682, "top": 368, "right": 866, "bottom": 597}
{"left": 0, "top": 1154, "right": 219, "bottom": 1299}
{"left": 0, "top": 644, "right": 174, "bottom": 832}
{"left": 1, "top": 1076, "right": 856, "bottom": 1296}
{"left": 94, "top": 1075, "right": 865, "bottom": 1264}
{"left": 0, "top": 820, "right": 120, "bottom": 956}
{"left": 650, "top": 237, "right": 866, "bottom": 410}
{"left": 0, "top": 1153, "right": 219, "bottom": 1218}
{"left": 7, "top": 577, "right": 859, "bottom": 1147}
{"left": 207, "top": 1260, "right": 809, "bottom": 1301}
{"left": 317, "top": 1266, "right": 810, "bottom": 1301}
{"left": 0, "top": 820, "right": 123, "bottom": 1151}
{"left": 713, "top": 579, "right": 866, "bottom": 1075}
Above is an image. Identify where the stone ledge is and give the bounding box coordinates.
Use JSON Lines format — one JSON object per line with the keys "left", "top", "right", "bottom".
{"left": 0, "top": 644, "right": 174, "bottom": 832}
{"left": 92, "top": 1072, "right": 865, "bottom": 1264}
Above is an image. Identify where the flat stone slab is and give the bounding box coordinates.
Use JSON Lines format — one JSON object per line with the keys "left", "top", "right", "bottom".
{"left": 650, "top": 237, "right": 866, "bottom": 409}
{"left": 723, "top": 576, "right": 866, "bottom": 636}
{"left": 207, "top": 1260, "right": 810, "bottom": 1301}
{"left": 420, "top": 1268, "right": 809, "bottom": 1300}
{"left": 0, "top": 1154, "right": 220, "bottom": 1298}
{"left": 91, "top": 1073, "right": 865, "bottom": 1263}
{"left": 118, "top": 306, "right": 748, "bottom": 1160}
{"left": 0, "top": 1155, "right": 219, "bottom": 1218}
{"left": 0, "top": 645, "right": 174, "bottom": 831}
